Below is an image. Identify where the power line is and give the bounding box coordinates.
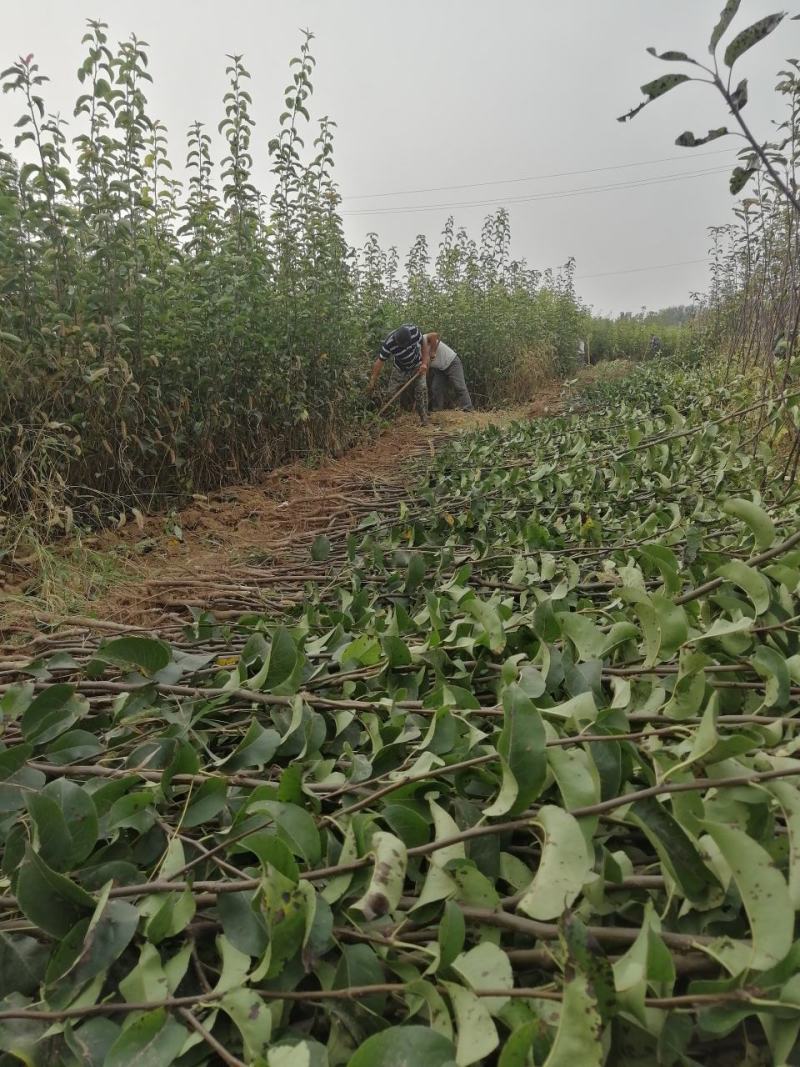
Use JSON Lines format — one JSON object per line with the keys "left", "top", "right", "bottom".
{"left": 576, "top": 257, "right": 709, "bottom": 280}
{"left": 341, "top": 166, "right": 730, "bottom": 217}
{"left": 342, "top": 148, "right": 734, "bottom": 201}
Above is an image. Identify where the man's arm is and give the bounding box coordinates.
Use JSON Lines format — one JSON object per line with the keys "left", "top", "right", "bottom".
{"left": 367, "top": 356, "right": 384, "bottom": 392}
{"left": 419, "top": 333, "right": 435, "bottom": 375}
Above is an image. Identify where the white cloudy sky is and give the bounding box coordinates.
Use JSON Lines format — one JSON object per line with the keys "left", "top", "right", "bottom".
{"left": 2, "top": 1, "right": 796, "bottom": 314}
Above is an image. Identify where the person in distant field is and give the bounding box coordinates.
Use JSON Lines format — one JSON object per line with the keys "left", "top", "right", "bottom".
{"left": 367, "top": 323, "right": 431, "bottom": 424}
{"left": 648, "top": 334, "right": 662, "bottom": 357}
{"left": 424, "top": 332, "right": 474, "bottom": 412}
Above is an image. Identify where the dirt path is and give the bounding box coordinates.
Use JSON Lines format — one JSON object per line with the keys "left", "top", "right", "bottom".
{"left": 2, "top": 386, "right": 563, "bottom": 646}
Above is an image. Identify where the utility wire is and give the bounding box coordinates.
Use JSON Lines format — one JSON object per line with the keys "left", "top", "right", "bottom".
{"left": 576, "top": 257, "right": 710, "bottom": 280}
{"left": 341, "top": 166, "right": 731, "bottom": 217}
{"left": 342, "top": 148, "right": 734, "bottom": 201}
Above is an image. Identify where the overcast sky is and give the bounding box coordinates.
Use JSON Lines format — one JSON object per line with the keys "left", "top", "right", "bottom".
{"left": 1, "top": 1, "right": 796, "bottom": 314}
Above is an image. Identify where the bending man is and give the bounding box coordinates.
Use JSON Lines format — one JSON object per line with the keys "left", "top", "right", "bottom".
{"left": 368, "top": 323, "right": 431, "bottom": 425}
{"left": 425, "top": 332, "right": 474, "bottom": 412}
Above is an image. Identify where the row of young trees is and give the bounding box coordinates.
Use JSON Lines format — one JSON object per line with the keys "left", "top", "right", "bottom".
{"left": 0, "top": 22, "right": 589, "bottom": 547}
{"left": 585, "top": 306, "right": 695, "bottom": 363}
{"left": 356, "top": 219, "right": 585, "bottom": 404}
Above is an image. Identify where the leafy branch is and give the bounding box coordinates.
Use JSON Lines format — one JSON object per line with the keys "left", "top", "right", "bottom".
{"left": 619, "top": 3, "right": 800, "bottom": 211}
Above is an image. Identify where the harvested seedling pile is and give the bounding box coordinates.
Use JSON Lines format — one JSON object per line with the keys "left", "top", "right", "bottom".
{"left": 1, "top": 360, "right": 800, "bottom": 1065}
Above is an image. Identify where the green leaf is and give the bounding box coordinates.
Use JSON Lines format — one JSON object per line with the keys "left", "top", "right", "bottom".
{"left": 260, "top": 872, "right": 309, "bottom": 980}
{"left": 562, "top": 913, "right": 616, "bottom": 1021}
{"left": 723, "top": 498, "right": 776, "bottom": 549}
{"left": 302, "top": 881, "right": 333, "bottom": 970}
{"left": 629, "top": 797, "right": 720, "bottom": 905}
{"left": 218, "top": 891, "right": 269, "bottom": 957}
{"left": 415, "top": 798, "right": 466, "bottom": 909}
{"left": 547, "top": 744, "right": 600, "bottom": 834}
{"left": 689, "top": 616, "right": 753, "bottom": 645}
{"left": 498, "top": 1022, "right": 539, "bottom": 1067}
{"left": 15, "top": 846, "right": 95, "bottom": 937}
{"left": 675, "top": 127, "right": 729, "bottom": 147}
{"left": 438, "top": 899, "right": 466, "bottom": 971}
{"left": 64, "top": 1018, "right": 121, "bottom": 1067}
{"left": 465, "top": 595, "right": 506, "bottom": 654}
{"left": 702, "top": 819, "right": 793, "bottom": 970}
{"left": 347, "top": 1026, "right": 455, "bottom": 1067}
{"left": 333, "top": 943, "right": 385, "bottom": 1011}
{"left": 730, "top": 164, "right": 757, "bottom": 194}
{"left": 0, "top": 684, "right": 34, "bottom": 719}
{"left": 765, "top": 781, "right": 800, "bottom": 909}
{"left": 485, "top": 685, "right": 546, "bottom": 817}
{"left": 21, "top": 684, "right": 87, "bottom": 745}
{"left": 311, "top": 534, "right": 331, "bottom": 561}
{"left": 710, "top": 0, "right": 742, "bottom": 51}
{"left": 443, "top": 980, "right": 498, "bottom": 1065}
{"left": 219, "top": 986, "right": 273, "bottom": 1061}
{"left": 47, "top": 892, "right": 139, "bottom": 1004}
{"left": 663, "top": 695, "right": 719, "bottom": 780}
{"left": 239, "top": 831, "right": 299, "bottom": 882}
{"left": 46, "top": 729, "right": 103, "bottom": 765}
{"left": 612, "top": 901, "right": 675, "bottom": 1024}
{"left": 445, "top": 857, "right": 500, "bottom": 909}
{"left": 98, "top": 636, "right": 171, "bottom": 675}
{"left": 248, "top": 800, "right": 321, "bottom": 865}
{"left": 556, "top": 611, "right": 606, "bottom": 660}
{"left": 639, "top": 544, "right": 680, "bottom": 592}
{"left": 646, "top": 48, "right": 696, "bottom": 63}
{"left": 405, "top": 979, "right": 453, "bottom": 1041}
{"left": 724, "top": 13, "right": 785, "bottom": 66}
{"left": 542, "top": 974, "right": 604, "bottom": 1066}
{"left": 338, "top": 633, "right": 382, "bottom": 668}
{"left": 247, "top": 626, "right": 300, "bottom": 692}
{"left": 143, "top": 888, "right": 196, "bottom": 944}
{"left": 752, "top": 645, "right": 791, "bottom": 708}
{"left": 0, "top": 764, "right": 45, "bottom": 814}
{"left": 651, "top": 595, "right": 688, "bottom": 659}
{"left": 405, "top": 553, "right": 426, "bottom": 594}
{"left": 452, "top": 942, "right": 513, "bottom": 1013}
{"left": 640, "top": 73, "right": 691, "bottom": 100}
{"left": 268, "top": 1040, "right": 330, "bottom": 1066}
{"left": 183, "top": 776, "right": 228, "bottom": 827}
{"left": 119, "top": 944, "right": 171, "bottom": 1003}
{"left": 383, "top": 635, "right": 412, "bottom": 667}
{"left": 104, "top": 1008, "right": 187, "bottom": 1067}
{"left": 542, "top": 691, "right": 598, "bottom": 728}
{"left": 715, "top": 559, "right": 771, "bottom": 615}
{"left": 517, "top": 806, "right": 593, "bottom": 920}
{"left": 730, "top": 77, "right": 748, "bottom": 109}
{"left": 27, "top": 778, "right": 98, "bottom": 871}
{"left": 222, "top": 718, "right": 280, "bottom": 770}
{"left": 212, "top": 933, "right": 251, "bottom": 994}
{"left": 0, "top": 934, "right": 49, "bottom": 998}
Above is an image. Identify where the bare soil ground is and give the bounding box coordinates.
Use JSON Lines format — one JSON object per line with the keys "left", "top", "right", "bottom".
{"left": 1, "top": 384, "right": 565, "bottom": 645}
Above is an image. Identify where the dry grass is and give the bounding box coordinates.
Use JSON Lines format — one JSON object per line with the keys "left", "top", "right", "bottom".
{"left": 501, "top": 344, "right": 557, "bottom": 404}
{"left": 577, "top": 358, "right": 636, "bottom": 384}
